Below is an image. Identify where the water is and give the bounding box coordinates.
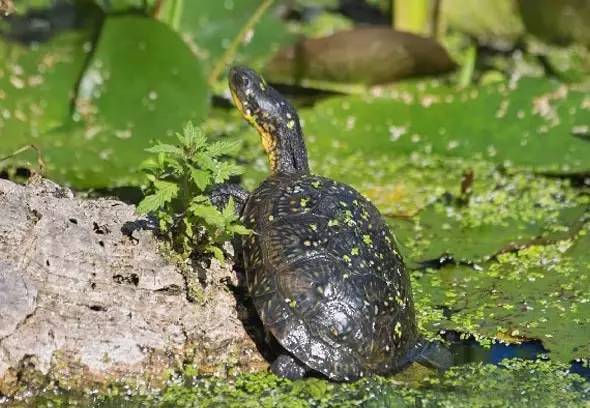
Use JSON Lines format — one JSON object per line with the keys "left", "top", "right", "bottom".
{"left": 450, "top": 334, "right": 590, "bottom": 380}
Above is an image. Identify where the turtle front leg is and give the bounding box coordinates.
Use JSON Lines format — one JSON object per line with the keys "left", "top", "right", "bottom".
{"left": 209, "top": 183, "right": 250, "bottom": 216}
{"left": 271, "top": 354, "right": 309, "bottom": 379}
{"left": 413, "top": 339, "right": 453, "bottom": 372}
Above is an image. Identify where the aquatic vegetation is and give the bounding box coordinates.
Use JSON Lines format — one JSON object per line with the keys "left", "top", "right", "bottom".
{"left": 15, "top": 360, "right": 589, "bottom": 407}
{"left": 0, "top": 11, "right": 209, "bottom": 188}
{"left": 413, "top": 224, "right": 590, "bottom": 362}
{"left": 138, "top": 122, "right": 250, "bottom": 261}
{"left": 302, "top": 78, "right": 590, "bottom": 172}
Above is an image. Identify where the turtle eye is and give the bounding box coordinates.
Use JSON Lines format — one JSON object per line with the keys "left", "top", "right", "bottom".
{"left": 241, "top": 75, "right": 252, "bottom": 89}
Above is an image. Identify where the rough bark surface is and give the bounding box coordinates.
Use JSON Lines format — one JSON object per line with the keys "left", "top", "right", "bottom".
{"left": 0, "top": 178, "right": 265, "bottom": 397}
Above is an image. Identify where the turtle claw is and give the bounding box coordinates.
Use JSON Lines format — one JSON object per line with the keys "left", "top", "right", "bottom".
{"left": 414, "top": 340, "right": 453, "bottom": 372}
{"left": 209, "top": 183, "right": 250, "bottom": 215}
{"left": 271, "top": 354, "right": 308, "bottom": 380}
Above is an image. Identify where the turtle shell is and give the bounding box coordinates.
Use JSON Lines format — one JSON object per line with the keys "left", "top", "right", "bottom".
{"left": 241, "top": 173, "right": 418, "bottom": 380}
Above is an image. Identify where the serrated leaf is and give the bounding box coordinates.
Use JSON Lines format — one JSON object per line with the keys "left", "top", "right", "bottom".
{"left": 184, "top": 217, "right": 194, "bottom": 238}
{"left": 213, "top": 161, "right": 244, "bottom": 183}
{"left": 190, "top": 167, "right": 211, "bottom": 191}
{"left": 136, "top": 194, "right": 164, "bottom": 214}
{"left": 164, "top": 156, "right": 184, "bottom": 174}
{"left": 136, "top": 179, "right": 179, "bottom": 214}
{"left": 145, "top": 143, "right": 184, "bottom": 156}
{"left": 207, "top": 139, "right": 241, "bottom": 157}
{"left": 190, "top": 203, "right": 225, "bottom": 226}
{"left": 194, "top": 152, "right": 217, "bottom": 171}
{"left": 179, "top": 121, "right": 207, "bottom": 150}
{"left": 154, "top": 179, "right": 179, "bottom": 196}
{"left": 190, "top": 195, "right": 209, "bottom": 204}
{"left": 139, "top": 157, "right": 159, "bottom": 170}
{"left": 222, "top": 197, "right": 237, "bottom": 219}
{"left": 229, "top": 224, "right": 252, "bottom": 235}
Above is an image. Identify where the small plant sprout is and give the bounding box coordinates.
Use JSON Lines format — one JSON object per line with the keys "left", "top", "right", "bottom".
{"left": 138, "top": 122, "right": 251, "bottom": 261}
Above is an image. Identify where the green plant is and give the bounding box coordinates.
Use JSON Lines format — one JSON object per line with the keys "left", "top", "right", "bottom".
{"left": 138, "top": 122, "right": 251, "bottom": 261}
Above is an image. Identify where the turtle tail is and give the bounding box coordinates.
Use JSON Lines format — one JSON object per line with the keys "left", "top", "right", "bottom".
{"left": 413, "top": 338, "right": 453, "bottom": 371}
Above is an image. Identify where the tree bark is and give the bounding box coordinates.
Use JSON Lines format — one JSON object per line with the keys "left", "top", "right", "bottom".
{"left": 0, "top": 177, "right": 265, "bottom": 397}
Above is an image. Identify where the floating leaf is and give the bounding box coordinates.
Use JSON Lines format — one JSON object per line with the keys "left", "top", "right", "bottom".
{"left": 442, "top": 0, "right": 524, "bottom": 46}
{"left": 0, "top": 28, "right": 94, "bottom": 157}
{"left": 519, "top": 0, "right": 590, "bottom": 46}
{"left": 302, "top": 77, "right": 590, "bottom": 172}
{"left": 0, "top": 15, "right": 209, "bottom": 188}
{"left": 414, "top": 222, "right": 590, "bottom": 362}
{"left": 174, "top": 1, "right": 294, "bottom": 73}
{"left": 393, "top": 170, "right": 588, "bottom": 265}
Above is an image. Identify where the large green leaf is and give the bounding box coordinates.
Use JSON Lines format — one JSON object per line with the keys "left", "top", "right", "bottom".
{"left": 301, "top": 77, "right": 590, "bottom": 172}
{"left": 176, "top": 1, "right": 294, "bottom": 73}
{"left": 0, "top": 29, "right": 92, "bottom": 147}
{"left": 93, "top": 0, "right": 149, "bottom": 12}
{"left": 1, "top": 15, "right": 209, "bottom": 188}
{"left": 413, "top": 222, "right": 590, "bottom": 362}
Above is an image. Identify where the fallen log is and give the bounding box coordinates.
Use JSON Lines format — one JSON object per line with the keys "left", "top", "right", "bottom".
{"left": 0, "top": 177, "right": 265, "bottom": 397}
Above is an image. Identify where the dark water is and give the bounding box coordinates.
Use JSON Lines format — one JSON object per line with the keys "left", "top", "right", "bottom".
{"left": 450, "top": 335, "right": 590, "bottom": 380}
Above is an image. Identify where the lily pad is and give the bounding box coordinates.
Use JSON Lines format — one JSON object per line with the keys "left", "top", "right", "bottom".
{"left": 0, "top": 28, "right": 94, "bottom": 144}
{"left": 413, "top": 222, "right": 590, "bottom": 362}
{"left": 237, "top": 118, "right": 466, "bottom": 217}
{"left": 393, "top": 170, "right": 589, "bottom": 265}
{"left": 176, "top": 1, "right": 294, "bottom": 74}
{"left": 0, "top": 15, "right": 208, "bottom": 188}
{"left": 301, "top": 77, "right": 590, "bottom": 172}
{"left": 92, "top": 0, "right": 148, "bottom": 12}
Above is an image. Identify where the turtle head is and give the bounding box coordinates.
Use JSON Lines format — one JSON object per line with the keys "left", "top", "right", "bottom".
{"left": 228, "top": 66, "right": 308, "bottom": 175}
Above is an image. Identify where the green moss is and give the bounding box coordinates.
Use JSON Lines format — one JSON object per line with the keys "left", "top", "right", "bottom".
{"left": 17, "top": 360, "right": 589, "bottom": 407}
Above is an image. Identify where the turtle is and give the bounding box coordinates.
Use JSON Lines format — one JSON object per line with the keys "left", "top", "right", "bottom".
{"left": 212, "top": 66, "right": 452, "bottom": 381}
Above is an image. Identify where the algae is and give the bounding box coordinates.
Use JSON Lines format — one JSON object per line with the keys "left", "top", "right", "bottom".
{"left": 10, "top": 360, "right": 589, "bottom": 407}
